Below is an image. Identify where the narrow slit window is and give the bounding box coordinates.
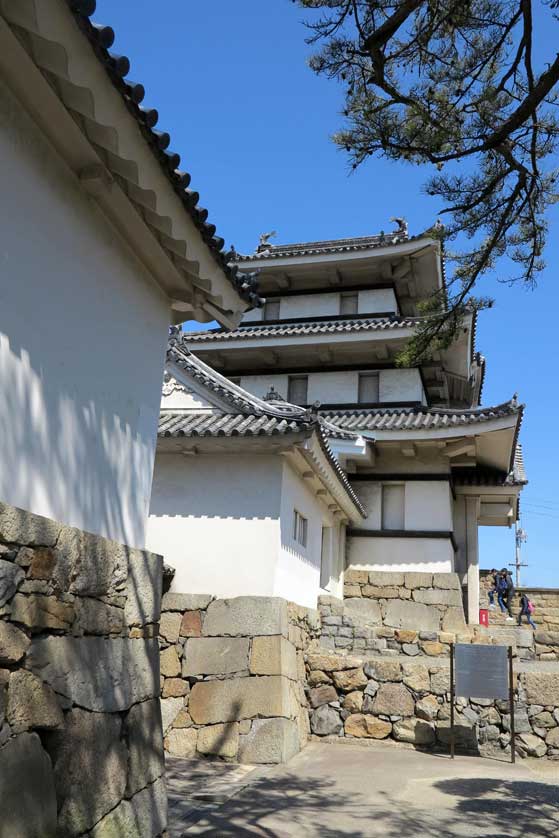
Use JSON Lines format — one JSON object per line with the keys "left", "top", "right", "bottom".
{"left": 358, "top": 373, "right": 379, "bottom": 403}
{"left": 340, "top": 292, "right": 358, "bottom": 315}
{"left": 263, "top": 299, "right": 281, "bottom": 320}
{"left": 293, "top": 510, "right": 308, "bottom": 547}
{"left": 288, "top": 375, "right": 308, "bottom": 405}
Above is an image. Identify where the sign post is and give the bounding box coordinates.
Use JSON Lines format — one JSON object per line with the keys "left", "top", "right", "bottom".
{"left": 450, "top": 643, "right": 514, "bottom": 763}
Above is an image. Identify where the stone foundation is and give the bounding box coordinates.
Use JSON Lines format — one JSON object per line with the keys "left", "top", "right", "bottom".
{"left": 0, "top": 502, "right": 166, "bottom": 837}
{"left": 159, "top": 594, "right": 319, "bottom": 764}
{"left": 306, "top": 651, "right": 559, "bottom": 760}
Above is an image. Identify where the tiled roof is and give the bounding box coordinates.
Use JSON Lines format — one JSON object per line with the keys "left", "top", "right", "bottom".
{"left": 235, "top": 232, "right": 433, "bottom": 261}
{"left": 59, "top": 1, "right": 259, "bottom": 307}
{"left": 321, "top": 400, "right": 523, "bottom": 432}
{"left": 159, "top": 412, "right": 311, "bottom": 438}
{"left": 185, "top": 316, "right": 419, "bottom": 343}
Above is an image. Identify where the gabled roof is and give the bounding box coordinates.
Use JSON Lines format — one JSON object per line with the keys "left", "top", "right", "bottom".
{"left": 235, "top": 231, "right": 415, "bottom": 261}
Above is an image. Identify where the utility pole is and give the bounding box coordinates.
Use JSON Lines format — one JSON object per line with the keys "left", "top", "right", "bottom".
{"left": 510, "top": 520, "right": 528, "bottom": 587}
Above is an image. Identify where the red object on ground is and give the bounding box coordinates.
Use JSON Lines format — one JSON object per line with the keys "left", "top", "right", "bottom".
{"left": 479, "top": 608, "right": 489, "bottom": 627}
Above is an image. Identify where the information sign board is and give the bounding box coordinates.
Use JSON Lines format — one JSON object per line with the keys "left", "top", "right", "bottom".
{"left": 455, "top": 643, "right": 509, "bottom": 700}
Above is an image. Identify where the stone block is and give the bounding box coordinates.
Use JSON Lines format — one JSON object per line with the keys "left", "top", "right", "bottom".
{"left": 343, "top": 585, "right": 362, "bottom": 597}
{"left": 239, "top": 717, "right": 300, "bottom": 763}
{"left": 197, "top": 722, "right": 239, "bottom": 758}
{"left": 189, "top": 675, "right": 291, "bottom": 724}
{"left": 343, "top": 598, "right": 381, "bottom": 625}
{"left": 403, "top": 643, "right": 420, "bottom": 656}
{"left": 368, "top": 571, "right": 405, "bottom": 587}
{"left": 124, "top": 697, "right": 164, "bottom": 796}
{"left": 162, "top": 678, "right": 189, "bottom": 698}
{"left": 0, "top": 502, "right": 61, "bottom": 547}
{"left": 161, "top": 697, "right": 185, "bottom": 735}
{"left": 364, "top": 660, "right": 402, "bottom": 682}
{"left": 393, "top": 717, "right": 435, "bottom": 746}
{"left": 180, "top": 610, "right": 202, "bottom": 637}
{"left": 432, "top": 573, "right": 461, "bottom": 590}
{"left": 0, "top": 620, "right": 30, "bottom": 664}
{"left": 54, "top": 525, "right": 127, "bottom": 596}
{"left": 523, "top": 672, "right": 559, "bottom": 706}
{"left": 250, "top": 635, "right": 298, "bottom": 679}
{"left": 0, "top": 559, "right": 24, "bottom": 607}
{"left": 307, "top": 652, "right": 363, "bottom": 672}
{"left": 372, "top": 683, "right": 415, "bottom": 716}
{"left": 362, "top": 586, "right": 400, "bottom": 599}
{"left": 535, "top": 631, "right": 559, "bottom": 647}
{"left": 420, "top": 641, "right": 445, "bottom": 657}
{"left": 404, "top": 572, "right": 433, "bottom": 589}
{"left": 332, "top": 668, "right": 368, "bottom": 692}
{"left": 90, "top": 777, "right": 167, "bottom": 838}
{"left": 515, "top": 628, "right": 535, "bottom": 648}
{"left": 343, "top": 691, "right": 364, "bottom": 713}
{"left": 384, "top": 600, "right": 440, "bottom": 632}
{"left": 430, "top": 668, "right": 449, "bottom": 696}
{"left": 0, "top": 732, "right": 57, "bottom": 838}
{"left": 6, "top": 670, "right": 63, "bottom": 733}
{"left": 517, "top": 732, "right": 547, "bottom": 757}
{"left": 74, "top": 597, "right": 124, "bottom": 635}
{"left": 27, "top": 636, "right": 159, "bottom": 712}
{"left": 162, "top": 592, "right": 213, "bottom": 611}
{"left": 166, "top": 727, "right": 197, "bottom": 757}
{"left": 402, "top": 663, "right": 431, "bottom": 693}
{"left": 395, "top": 630, "right": 418, "bottom": 644}
{"left": 124, "top": 550, "right": 163, "bottom": 628}
{"left": 26, "top": 547, "right": 57, "bottom": 581}
{"left": 309, "top": 685, "right": 338, "bottom": 708}
{"left": 345, "top": 714, "right": 391, "bottom": 739}
{"left": 183, "top": 636, "right": 249, "bottom": 676}
{"left": 412, "top": 588, "right": 462, "bottom": 607}
{"left": 310, "top": 704, "right": 342, "bottom": 736}
{"left": 159, "top": 612, "right": 182, "bottom": 644}
{"left": 533, "top": 711, "right": 556, "bottom": 728}
{"left": 46, "top": 708, "right": 128, "bottom": 835}
{"left": 160, "top": 645, "right": 181, "bottom": 678}
{"left": 546, "top": 728, "right": 559, "bottom": 748}
{"left": 416, "top": 695, "right": 439, "bottom": 721}
{"left": 10, "top": 593, "right": 74, "bottom": 631}
{"left": 173, "top": 709, "right": 192, "bottom": 729}
{"left": 344, "top": 569, "right": 369, "bottom": 585}
{"left": 203, "top": 597, "right": 288, "bottom": 638}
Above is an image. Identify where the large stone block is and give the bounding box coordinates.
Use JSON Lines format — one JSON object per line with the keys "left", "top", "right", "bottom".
{"left": 165, "top": 727, "right": 197, "bottom": 757}
{"left": 189, "top": 676, "right": 291, "bottom": 724}
{"left": 161, "top": 592, "right": 213, "bottom": 612}
{"left": 250, "top": 635, "right": 298, "bottom": 679}
{"left": 442, "top": 608, "right": 467, "bottom": 633}
{"left": 332, "top": 668, "right": 368, "bottom": 692}
{"left": 179, "top": 610, "right": 202, "bottom": 637}
{"left": 412, "top": 588, "right": 463, "bottom": 607}
{"left": 432, "top": 573, "right": 461, "bottom": 590}
{"left": 383, "top": 600, "right": 440, "bottom": 632}
{"left": 404, "top": 572, "right": 433, "bottom": 589}
{"left": 367, "top": 571, "right": 405, "bottom": 587}
{"left": 307, "top": 652, "right": 364, "bottom": 672}
{"left": 10, "top": 593, "right": 74, "bottom": 632}
{"left": 0, "top": 620, "right": 30, "bottom": 664}
{"left": 197, "top": 722, "right": 239, "bottom": 758}
{"left": 160, "top": 646, "right": 181, "bottom": 678}
{"left": 309, "top": 685, "right": 338, "bottom": 708}
{"left": 159, "top": 612, "right": 182, "bottom": 645}
{"left": 124, "top": 550, "right": 163, "bottom": 627}
{"left": 0, "top": 559, "right": 24, "bottom": 607}
{"left": 202, "top": 597, "right": 288, "bottom": 638}
{"left": 364, "top": 660, "right": 402, "bottom": 682}
{"left": 53, "top": 526, "right": 128, "bottom": 596}
{"left": 372, "top": 683, "right": 415, "bottom": 716}
{"left": 90, "top": 776, "right": 167, "bottom": 838}
{"left": 393, "top": 717, "right": 436, "bottom": 746}
{"left": 160, "top": 697, "right": 185, "bottom": 735}
{"left": 310, "top": 704, "right": 342, "bottom": 736}
{"left": 183, "top": 637, "right": 249, "bottom": 676}
{"left": 523, "top": 672, "right": 559, "bottom": 706}
{"left": 534, "top": 631, "right": 559, "bottom": 647}
{"left": 345, "top": 714, "right": 391, "bottom": 739}
{"left": 73, "top": 597, "right": 124, "bottom": 635}
{"left": 26, "top": 637, "right": 159, "bottom": 712}
{"left": 6, "top": 669, "right": 63, "bottom": 733}
{"left": 124, "top": 698, "right": 164, "bottom": 797}
{"left": 0, "top": 502, "right": 61, "bottom": 547}
{"left": 239, "top": 718, "right": 300, "bottom": 764}
{"left": 0, "top": 732, "right": 57, "bottom": 837}
{"left": 46, "top": 708, "right": 128, "bottom": 835}
{"left": 343, "top": 598, "right": 381, "bottom": 625}
{"left": 402, "top": 663, "right": 431, "bottom": 692}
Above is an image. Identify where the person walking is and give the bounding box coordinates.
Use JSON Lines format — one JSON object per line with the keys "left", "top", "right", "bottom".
{"left": 487, "top": 569, "right": 499, "bottom": 609}
{"left": 518, "top": 592, "right": 536, "bottom": 629}
{"left": 495, "top": 572, "right": 508, "bottom": 614}
{"left": 501, "top": 568, "right": 515, "bottom": 621}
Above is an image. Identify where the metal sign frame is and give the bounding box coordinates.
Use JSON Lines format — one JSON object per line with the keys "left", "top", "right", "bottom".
{"left": 449, "top": 643, "right": 515, "bottom": 763}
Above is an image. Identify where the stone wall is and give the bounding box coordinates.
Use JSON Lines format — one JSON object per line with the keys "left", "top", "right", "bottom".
{"left": 306, "top": 651, "right": 559, "bottom": 760}
{"left": 480, "top": 571, "right": 559, "bottom": 660}
{"left": 0, "top": 502, "right": 166, "bottom": 837}
{"left": 159, "top": 593, "right": 319, "bottom": 764}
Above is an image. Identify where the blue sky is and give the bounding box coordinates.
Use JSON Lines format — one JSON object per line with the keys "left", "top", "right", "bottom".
{"left": 96, "top": 1, "right": 559, "bottom": 586}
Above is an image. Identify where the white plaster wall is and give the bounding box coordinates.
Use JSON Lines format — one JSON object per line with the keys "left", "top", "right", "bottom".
{"left": 351, "top": 482, "right": 382, "bottom": 530}
{"left": 347, "top": 536, "right": 454, "bottom": 573}
{"left": 276, "top": 460, "right": 339, "bottom": 607}
{"left": 281, "top": 293, "right": 339, "bottom": 319}
{"left": 0, "top": 80, "right": 169, "bottom": 547}
{"left": 161, "top": 387, "right": 213, "bottom": 412}
{"left": 239, "top": 375, "right": 290, "bottom": 401}
{"left": 379, "top": 369, "right": 424, "bottom": 403}
{"left": 405, "top": 482, "right": 453, "bottom": 530}
{"left": 307, "top": 372, "right": 359, "bottom": 404}
{"left": 358, "top": 288, "right": 398, "bottom": 314}
{"left": 241, "top": 307, "right": 264, "bottom": 323}
{"left": 147, "top": 453, "right": 282, "bottom": 597}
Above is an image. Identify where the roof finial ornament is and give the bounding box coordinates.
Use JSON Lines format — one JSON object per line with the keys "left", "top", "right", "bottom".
{"left": 263, "top": 385, "right": 285, "bottom": 402}
{"left": 168, "top": 324, "right": 182, "bottom": 346}
{"left": 303, "top": 400, "right": 322, "bottom": 423}
{"left": 257, "top": 230, "right": 277, "bottom": 252}
{"left": 389, "top": 216, "right": 408, "bottom": 241}
{"left": 511, "top": 392, "right": 519, "bottom": 408}
{"left": 225, "top": 244, "right": 238, "bottom": 262}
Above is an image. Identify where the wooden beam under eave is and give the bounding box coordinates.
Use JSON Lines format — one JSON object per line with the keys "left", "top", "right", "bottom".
{"left": 401, "top": 443, "right": 416, "bottom": 458}
{"left": 443, "top": 439, "right": 476, "bottom": 459}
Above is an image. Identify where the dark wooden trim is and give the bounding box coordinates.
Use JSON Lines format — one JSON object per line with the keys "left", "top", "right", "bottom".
{"left": 349, "top": 473, "right": 452, "bottom": 482}
{"left": 255, "top": 311, "right": 397, "bottom": 327}
{"left": 263, "top": 282, "right": 397, "bottom": 299}
{"left": 347, "top": 528, "right": 457, "bottom": 552}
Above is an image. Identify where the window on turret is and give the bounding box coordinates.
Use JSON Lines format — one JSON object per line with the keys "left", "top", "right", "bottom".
{"left": 263, "top": 300, "right": 280, "bottom": 320}
{"left": 293, "top": 510, "right": 308, "bottom": 547}
{"left": 340, "top": 293, "right": 358, "bottom": 315}
{"left": 358, "top": 373, "right": 379, "bottom": 403}
{"left": 288, "top": 375, "right": 308, "bottom": 405}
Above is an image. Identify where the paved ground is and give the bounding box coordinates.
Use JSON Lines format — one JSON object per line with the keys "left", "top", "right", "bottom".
{"left": 167, "top": 742, "right": 559, "bottom": 837}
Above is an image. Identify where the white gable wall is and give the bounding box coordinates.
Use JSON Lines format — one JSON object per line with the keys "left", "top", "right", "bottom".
{"left": 0, "top": 80, "right": 169, "bottom": 547}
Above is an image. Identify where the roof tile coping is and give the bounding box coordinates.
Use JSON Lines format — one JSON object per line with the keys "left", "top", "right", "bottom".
{"left": 233, "top": 231, "right": 438, "bottom": 261}
{"left": 65, "top": 0, "right": 261, "bottom": 308}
